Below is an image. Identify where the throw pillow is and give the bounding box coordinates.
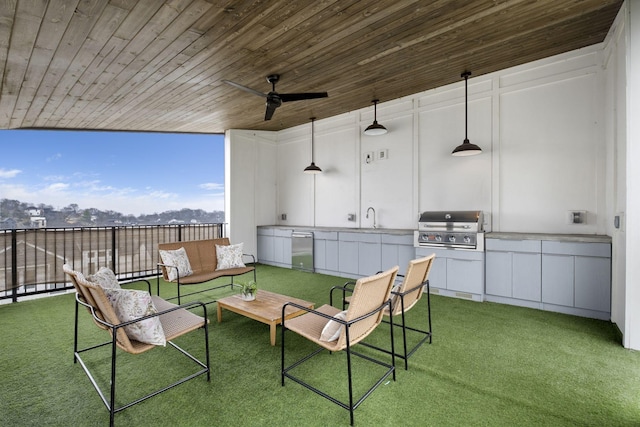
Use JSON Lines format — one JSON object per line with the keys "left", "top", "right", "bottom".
{"left": 103, "top": 288, "right": 166, "bottom": 346}
{"left": 159, "top": 247, "right": 193, "bottom": 281}
{"left": 215, "top": 243, "right": 246, "bottom": 270}
{"left": 320, "top": 310, "right": 348, "bottom": 342}
{"left": 87, "top": 267, "right": 121, "bottom": 289}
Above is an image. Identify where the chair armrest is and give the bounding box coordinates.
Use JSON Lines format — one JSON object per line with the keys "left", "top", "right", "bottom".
{"left": 393, "top": 279, "right": 429, "bottom": 297}
{"left": 281, "top": 302, "right": 338, "bottom": 325}
{"left": 329, "top": 281, "right": 356, "bottom": 308}
{"left": 157, "top": 262, "right": 182, "bottom": 284}
{"left": 281, "top": 300, "right": 392, "bottom": 330}
{"left": 242, "top": 253, "right": 256, "bottom": 265}
{"left": 118, "top": 277, "right": 153, "bottom": 293}
{"left": 77, "top": 291, "right": 207, "bottom": 331}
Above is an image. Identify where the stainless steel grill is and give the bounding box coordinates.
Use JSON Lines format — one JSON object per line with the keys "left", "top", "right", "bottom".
{"left": 414, "top": 211, "right": 484, "bottom": 250}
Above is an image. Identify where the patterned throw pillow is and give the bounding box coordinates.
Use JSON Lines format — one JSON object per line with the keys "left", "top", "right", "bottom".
{"left": 159, "top": 247, "right": 193, "bottom": 281}
{"left": 103, "top": 288, "right": 166, "bottom": 346}
{"left": 87, "top": 267, "right": 121, "bottom": 289}
{"left": 320, "top": 310, "right": 348, "bottom": 342}
{"left": 215, "top": 243, "right": 246, "bottom": 270}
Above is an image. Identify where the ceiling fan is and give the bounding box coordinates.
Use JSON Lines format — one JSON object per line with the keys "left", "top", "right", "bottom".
{"left": 223, "top": 74, "right": 328, "bottom": 120}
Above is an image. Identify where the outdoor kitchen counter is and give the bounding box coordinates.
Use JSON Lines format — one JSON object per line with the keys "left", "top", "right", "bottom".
{"left": 260, "top": 225, "right": 414, "bottom": 235}
{"left": 485, "top": 232, "right": 611, "bottom": 243}
{"left": 257, "top": 226, "right": 415, "bottom": 278}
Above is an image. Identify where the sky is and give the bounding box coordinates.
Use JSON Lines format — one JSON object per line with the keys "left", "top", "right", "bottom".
{"left": 0, "top": 130, "right": 225, "bottom": 216}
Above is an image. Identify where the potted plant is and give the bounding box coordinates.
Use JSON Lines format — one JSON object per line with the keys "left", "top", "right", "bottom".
{"left": 240, "top": 280, "right": 257, "bottom": 301}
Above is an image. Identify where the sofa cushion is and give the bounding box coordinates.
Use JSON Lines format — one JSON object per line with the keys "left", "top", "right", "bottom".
{"left": 159, "top": 247, "right": 193, "bottom": 281}
{"left": 215, "top": 243, "right": 246, "bottom": 270}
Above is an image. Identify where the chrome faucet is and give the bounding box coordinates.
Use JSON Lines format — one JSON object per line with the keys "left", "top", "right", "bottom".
{"left": 366, "top": 207, "right": 377, "bottom": 229}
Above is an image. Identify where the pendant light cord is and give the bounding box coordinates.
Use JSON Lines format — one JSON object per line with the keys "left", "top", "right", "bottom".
{"left": 462, "top": 71, "right": 470, "bottom": 141}
{"left": 311, "top": 117, "right": 315, "bottom": 162}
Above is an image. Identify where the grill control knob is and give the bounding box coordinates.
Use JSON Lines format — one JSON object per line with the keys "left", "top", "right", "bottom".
{"left": 448, "top": 235, "right": 456, "bottom": 243}
{"left": 463, "top": 236, "right": 471, "bottom": 244}
{"left": 435, "top": 234, "right": 442, "bottom": 242}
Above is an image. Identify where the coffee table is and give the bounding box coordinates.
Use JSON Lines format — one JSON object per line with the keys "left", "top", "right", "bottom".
{"left": 216, "top": 289, "right": 314, "bottom": 346}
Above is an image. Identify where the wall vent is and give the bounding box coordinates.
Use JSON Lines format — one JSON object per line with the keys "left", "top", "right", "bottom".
{"left": 455, "top": 292, "right": 473, "bottom": 300}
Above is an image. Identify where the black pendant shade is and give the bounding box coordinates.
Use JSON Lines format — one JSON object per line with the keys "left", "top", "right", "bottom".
{"left": 452, "top": 71, "right": 482, "bottom": 156}
{"left": 304, "top": 117, "right": 322, "bottom": 174}
{"left": 363, "top": 99, "right": 387, "bottom": 136}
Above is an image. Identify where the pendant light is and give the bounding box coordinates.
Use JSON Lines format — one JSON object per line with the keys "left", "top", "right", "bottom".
{"left": 303, "top": 117, "right": 322, "bottom": 174}
{"left": 452, "top": 71, "right": 482, "bottom": 156}
{"left": 363, "top": 99, "right": 387, "bottom": 136}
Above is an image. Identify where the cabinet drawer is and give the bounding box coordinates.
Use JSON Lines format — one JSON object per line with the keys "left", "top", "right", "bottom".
{"left": 339, "top": 232, "right": 381, "bottom": 243}
{"left": 274, "top": 229, "right": 292, "bottom": 237}
{"left": 257, "top": 227, "right": 274, "bottom": 236}
{"left": 542, "top": 241, "right": 611, "bottom": 257}
{"left": 313, "top": 231, "right": 338, "bottom": 240}
{"left": 381, "top": 233, "right": 413, "bottom": 245}
{"left": 486, "top": 238, "right": 541, "bottom": 253}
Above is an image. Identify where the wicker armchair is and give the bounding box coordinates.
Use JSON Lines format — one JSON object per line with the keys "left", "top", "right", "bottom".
{"left": 281, "top": 266, "right": 398, "bottom": 426}
{"left": 63, "top": 264, "right": 210, "bottom": 427}
{"left": 334, "top": 254, "right": 436, "bottom": 370}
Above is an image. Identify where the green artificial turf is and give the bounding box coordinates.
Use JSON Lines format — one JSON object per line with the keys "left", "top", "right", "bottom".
{"left": 1, "top": 264, "right": 639, "bottom": 426}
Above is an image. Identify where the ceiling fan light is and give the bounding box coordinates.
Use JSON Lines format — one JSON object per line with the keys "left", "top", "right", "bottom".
{"left": 364, "top": 121, "right": 388, "bottom": 136}
{"left": 452, "top": 139, "right": 482, "bottom": 156}
{"left": 304, "top": 162, "right": 322, "bottom": 174}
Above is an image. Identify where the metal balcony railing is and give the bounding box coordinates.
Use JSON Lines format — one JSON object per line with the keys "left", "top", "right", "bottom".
{"left": 0, "top": 223, "right": 225, "bottom": 302}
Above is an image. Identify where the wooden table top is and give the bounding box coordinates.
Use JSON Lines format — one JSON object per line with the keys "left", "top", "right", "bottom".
{"left": 217, "top": 289, "right": 314, "bottom": 322}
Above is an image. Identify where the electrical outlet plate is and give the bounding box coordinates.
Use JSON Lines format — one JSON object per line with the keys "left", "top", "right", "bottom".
{"left": 567, "top": 210, "right": 586, "bottom": 224}
{"left": 377, "top": 149, "right": 388, "bottom": 160}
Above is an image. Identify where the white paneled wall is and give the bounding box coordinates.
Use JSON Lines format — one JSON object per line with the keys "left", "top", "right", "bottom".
{"left": 263, "top": 44, "right": 606, "bottom": 236}
{"left": 497, "top": 70, "right": 603, "bottom": 233}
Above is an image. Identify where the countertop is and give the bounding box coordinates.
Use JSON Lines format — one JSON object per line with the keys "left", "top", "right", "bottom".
{"left": 485, "top": 232, "right": 611, "bottom": 243}
{"left": 257, "top": 225, "right": 414, "bottom": 235}
{"left": 258, "top": 226, "right": 612, "bottom": 243}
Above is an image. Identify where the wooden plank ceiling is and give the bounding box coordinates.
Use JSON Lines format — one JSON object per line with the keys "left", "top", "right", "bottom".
{"left": 0, "top": 0, "right": 623, "bottom": 134}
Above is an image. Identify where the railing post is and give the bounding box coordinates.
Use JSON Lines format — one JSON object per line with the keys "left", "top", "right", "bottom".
{"left": 11, "top": 229, "right": 17, "bottom": 303}
{"left": 111, "top": 227, "right": 117, "bottom": 274}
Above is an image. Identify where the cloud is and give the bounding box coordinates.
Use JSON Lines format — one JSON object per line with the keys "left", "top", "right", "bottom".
{"left": 0, "top": 168, "right": 21, "bottom": 179}
{"left": 199, "top": 182, "right": 224, "bottom": 191}
{"left": 0, "top": 179, "right": 225, "bottom": 217}
{"left": 46, "top": 153, "right": 62, "bottom": 162}
{"left": 46, "top": 182, "right": 69, "bottom": 192}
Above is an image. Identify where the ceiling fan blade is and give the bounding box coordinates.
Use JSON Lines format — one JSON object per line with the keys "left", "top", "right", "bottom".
{"left": 222, "top": 80, "right": 267, "bottom": 98}
{"left": 265, "top": 103, "right": 277, "bottom": 120}
{"left": 279, "top": 92, "right": 328, "bottom": 102}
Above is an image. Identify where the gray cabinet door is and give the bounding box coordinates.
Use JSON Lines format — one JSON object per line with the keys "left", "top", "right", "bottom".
{"left": 447, "top": 258, "right": 483, "bottom": 294}
{"left": 512, "top": 253, "right": 541, "bottom": 301}
{"left": 542, "top": 254, "right": 574, "bottom": 306}
{"left": 485, "top": 251, "right": 512, "bottom": 297}
{"left": 428, "top": 256, "right": 447, "bottom": 289}
{"left": 359, "top": 242, "right": 381, "bottom": 275}
{"left": 326, "top": 240, "right": 339, "bottom": 271}
{"left": 314, "top": 239, "right": 327, "bottom": 270}
{"left": 338, "top": 241, "right": 359, "bottom": 275}
{"left": 575, "top": 256, "right": 611, "bottom": 312}
{"left": 381, "top": 244, "right": 399, "bottom": 272}
{"left": 257, "top": 234, "right": 274, "bottom": 263}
